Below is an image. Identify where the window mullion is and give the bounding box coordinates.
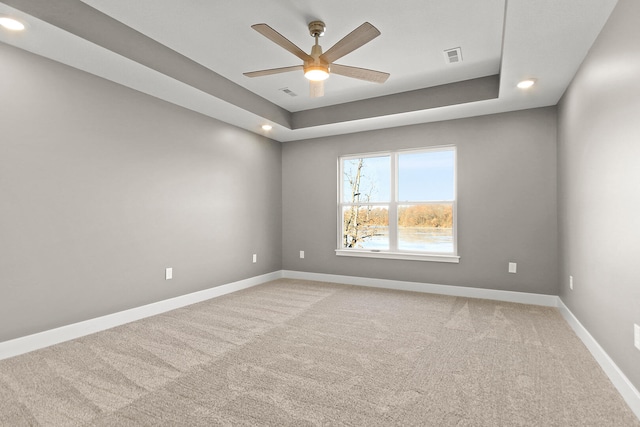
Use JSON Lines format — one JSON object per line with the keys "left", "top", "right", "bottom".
{"left": 388, "top": 153, "right": 398, "bottom": 251}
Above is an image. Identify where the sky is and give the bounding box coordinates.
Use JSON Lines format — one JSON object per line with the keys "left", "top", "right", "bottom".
{"left": 342, "top": 149, "right": 455, "bottom": 203}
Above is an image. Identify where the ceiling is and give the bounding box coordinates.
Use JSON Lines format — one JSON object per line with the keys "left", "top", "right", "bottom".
{"left": 0, "top": 0, "right": 618, "bottom": 142}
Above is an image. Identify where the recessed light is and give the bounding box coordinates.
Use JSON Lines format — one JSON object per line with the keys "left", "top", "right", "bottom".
{"left": 261, "top": 124, "right": 273, "bottom": 131}
{"left": 517, "top": 79, "right": 536, "bottom": 89}
{"left": 0, "top": 17, "right": 26, "bottom": 31}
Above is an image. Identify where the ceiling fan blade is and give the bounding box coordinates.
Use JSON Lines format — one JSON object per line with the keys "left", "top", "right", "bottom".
{"left": 330, "top": 63, "right": 390, "bottom": 83}
{"left": 243, "top": 65, "right": 303, "bottom": 78}
{"left": 251, "top": 24, "right": 313, "bottom": 62}
{"left": 310, "top": 80, "right": 324, "bottom": 98}
{"left": 320, "top": 22, "right": 381, "bottom": 64}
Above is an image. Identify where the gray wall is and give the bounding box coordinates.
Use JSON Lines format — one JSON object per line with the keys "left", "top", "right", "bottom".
{"left": 558, "top": 0, "right": 640, "bottom": 390}
{"left": 282, "top": 108, "right": 558, "bottom": 295}
{"left": 0, "top": 43, "right": 282, "bottom": 342}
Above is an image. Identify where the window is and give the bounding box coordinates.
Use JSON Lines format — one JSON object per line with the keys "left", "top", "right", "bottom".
{"left": 337, "top": 146, "right": 458, "bottom": 263}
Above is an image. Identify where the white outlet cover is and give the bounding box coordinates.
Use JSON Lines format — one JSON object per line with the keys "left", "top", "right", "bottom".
{"left": 569, "top": 275, "right": 574, "bottom": 290}
{"left": 300, "top": 250, "right": 305, "bottom": 259}
{"left": 634, "top": 324, "right": 640, "bottom": 351}
{"left": 252, "top": 254, "right": 257, "bottom": 263}
{"left": 508, "top": 262, "right": 517, "bottom": 273}
{"left": 165, "top": 267, "right": 173, "bottom": 280}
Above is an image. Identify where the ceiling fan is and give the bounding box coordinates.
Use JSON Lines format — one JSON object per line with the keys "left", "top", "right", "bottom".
{"left": 243, "top": 20, "right": 390, "bottom": 97}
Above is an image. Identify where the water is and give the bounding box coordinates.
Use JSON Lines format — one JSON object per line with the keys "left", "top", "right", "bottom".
{"left": 356, "top": 227, "right": 453, "bottom": 253}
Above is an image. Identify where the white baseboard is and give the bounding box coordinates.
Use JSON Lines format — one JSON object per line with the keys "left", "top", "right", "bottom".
{"left": 282, "top": 270, "right": 559, "bottom": 307}
{"left": 558, "top": 299, "right": 640, "bottom": 420}
{"left": 0, "top": 271, "right": 283, "bottom": 361}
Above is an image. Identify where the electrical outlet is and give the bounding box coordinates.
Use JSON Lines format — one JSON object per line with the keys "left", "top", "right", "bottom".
{"left": 300, "top": 250, "right": 305, "bottom": 259}
{"left": 634, "top": 324, "right": 640, "bottom": 351}
{"left": 569, "top": 275, "right": 574, "bottom": 290}
{"left": 165, "top": 267, "right": 173, "bottom": 280}
{"left": 252, "top": 254, "right": 257, "bottom": 263}
{"left": 508, "top": 262, "right": 517, "bottom": 274}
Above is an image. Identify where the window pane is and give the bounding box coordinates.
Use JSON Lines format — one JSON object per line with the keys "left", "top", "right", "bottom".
{"left": 398, "top": 204, "right": 453, "bottom": 253}
{"left": 398, "top": 150, "right": 454, "bottom": 201}
{"left": 342, "top": 156, "right": 390, "bottom": 203}
{"left": 342, "top": 205, "right": 389, "bottom": 250}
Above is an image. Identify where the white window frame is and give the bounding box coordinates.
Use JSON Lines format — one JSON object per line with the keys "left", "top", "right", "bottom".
{"left": 336, "top": 146, "right": 459, "bottom": 263}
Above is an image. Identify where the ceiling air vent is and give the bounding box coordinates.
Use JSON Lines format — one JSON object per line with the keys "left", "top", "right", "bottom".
{"left": 443, "top": 47, "right": 463, "bottom": 64}
{"left": 279, "top": 87, "right": 298, "bottom": 97}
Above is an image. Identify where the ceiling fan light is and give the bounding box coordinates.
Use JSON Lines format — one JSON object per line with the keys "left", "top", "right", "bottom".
{"left": 304, "top": 66, "right": 329, "bottom": 81}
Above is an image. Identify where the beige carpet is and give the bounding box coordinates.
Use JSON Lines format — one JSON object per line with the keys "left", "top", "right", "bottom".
{"left": 0, "top": 279, "right": 638, "bottom": 426}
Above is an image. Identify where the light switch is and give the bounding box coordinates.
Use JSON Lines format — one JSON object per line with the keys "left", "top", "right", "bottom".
{"left": 165, "top": 267, "right": 173, "bottom": 280}
{"left": 508, "top": 262, "right": 517, "bottom": 274}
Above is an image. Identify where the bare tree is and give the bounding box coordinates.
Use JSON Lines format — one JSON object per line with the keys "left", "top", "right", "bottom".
{"left": 343, "top": 159, "right": 380, "bottom": 248}
{"left": 343, "top": 158, "right": 363, "bottom": 247}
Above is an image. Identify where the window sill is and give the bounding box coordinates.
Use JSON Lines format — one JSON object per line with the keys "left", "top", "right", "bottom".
{"left": 335, "top": 249, "right": 460, "bottom": 263}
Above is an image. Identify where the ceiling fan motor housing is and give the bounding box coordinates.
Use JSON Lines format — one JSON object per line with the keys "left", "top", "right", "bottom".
{"left": 304, "top": 45, "right": 330, "bottom": 76}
